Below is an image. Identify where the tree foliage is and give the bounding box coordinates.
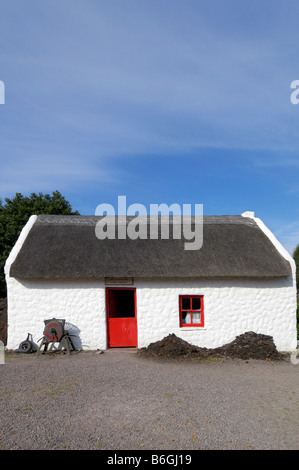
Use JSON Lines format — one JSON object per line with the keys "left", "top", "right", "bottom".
{"left": 0, "top": 191, "right": 79, "bottom": 297}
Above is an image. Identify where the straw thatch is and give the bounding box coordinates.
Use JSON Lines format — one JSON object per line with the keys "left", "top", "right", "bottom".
{"left": 8, "top": 214, "right": 291, "bottom": 280}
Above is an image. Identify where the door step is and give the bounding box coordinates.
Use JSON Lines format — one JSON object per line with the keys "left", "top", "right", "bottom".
{"left": 105, "top": 347, "right": 137, "bottom": 353}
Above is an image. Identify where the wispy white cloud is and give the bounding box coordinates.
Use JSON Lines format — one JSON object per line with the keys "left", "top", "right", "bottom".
{"left": 0, "top": 0, "right": 299, "bottom": 230}
{"left": 2, "top": 0, "right": 299, "bottom": 156}
{"left": 253, "top": 157, "right": 299, "bottom": 168}
{"left": 273, "top": 221, "right": 299, "bottom": 255}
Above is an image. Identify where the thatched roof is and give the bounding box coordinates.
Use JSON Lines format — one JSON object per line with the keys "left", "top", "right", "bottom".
{"left": 8, "top": 214, "right": 291, "bottom": 280}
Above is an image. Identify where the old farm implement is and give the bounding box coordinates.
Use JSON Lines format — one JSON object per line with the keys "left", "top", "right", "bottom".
{"left": 38, "top": 318, "right": 76, "bottom": 355}
{"left": 16, "top": 333, "right": 36, "bottom": 353}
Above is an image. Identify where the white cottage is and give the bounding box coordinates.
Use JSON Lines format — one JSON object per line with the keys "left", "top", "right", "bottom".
{"left": 4, "top": 212, "right": 297, "bottom": 352}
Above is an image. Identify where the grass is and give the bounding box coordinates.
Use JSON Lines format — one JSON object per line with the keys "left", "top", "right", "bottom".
{"left": 192, "top": 355, "right": 220, "bottom": 363}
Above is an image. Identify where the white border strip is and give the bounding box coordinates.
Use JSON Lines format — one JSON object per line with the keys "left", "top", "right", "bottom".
{"left": 4, "top": 215, "right": 37, "bottom": 277}
{"left": 241, "top": 211, "right": 296, "bottom": 277}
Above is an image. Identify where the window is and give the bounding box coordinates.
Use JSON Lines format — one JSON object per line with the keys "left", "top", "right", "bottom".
{"left": 179, "top": 295, "right": 204, "bottom": 327}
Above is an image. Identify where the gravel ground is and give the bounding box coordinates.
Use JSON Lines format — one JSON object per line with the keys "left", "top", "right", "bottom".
{"left": 0, "top": 348, "right": 299, "bottom": 451}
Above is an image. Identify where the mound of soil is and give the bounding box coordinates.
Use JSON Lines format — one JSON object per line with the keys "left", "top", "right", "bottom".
{"left": 138, "top": 331, "right": 285, "bottom": 361}
{"left": 139, "top": 334, "right": 203, "bottom": 359}
{"left": 214, "top": 331, "right": 284, "bottom": 360}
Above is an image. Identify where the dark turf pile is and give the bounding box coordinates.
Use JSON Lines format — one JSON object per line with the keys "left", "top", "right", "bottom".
{"left": 138, "top": 331, "right": 285, "bottom": 361}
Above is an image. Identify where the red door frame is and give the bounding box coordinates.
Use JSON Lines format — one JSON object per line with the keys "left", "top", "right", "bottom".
{"left": 106, "top": 287, "right": 137, "bottom": 347}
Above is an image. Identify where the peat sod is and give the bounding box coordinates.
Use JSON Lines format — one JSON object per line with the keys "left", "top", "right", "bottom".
{"left": 138, "top": 331, "right": 285, "bottom": 361}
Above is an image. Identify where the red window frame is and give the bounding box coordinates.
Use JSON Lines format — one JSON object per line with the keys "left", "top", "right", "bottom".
{"left": 179, "top": 295, "right": 204, "bottom": 327}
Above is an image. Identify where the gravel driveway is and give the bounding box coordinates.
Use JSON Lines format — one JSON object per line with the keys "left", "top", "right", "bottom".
{"left": 0, "top": 349, "right": 299, "bottom": 451}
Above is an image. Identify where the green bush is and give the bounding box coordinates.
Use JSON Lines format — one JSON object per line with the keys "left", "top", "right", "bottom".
{"left": 0, "top": 191, "right": 79, "bottom": 297}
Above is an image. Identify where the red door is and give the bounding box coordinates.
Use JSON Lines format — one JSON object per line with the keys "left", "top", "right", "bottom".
{"left": 106, "top": 288, "right": 137, "bottom": 347}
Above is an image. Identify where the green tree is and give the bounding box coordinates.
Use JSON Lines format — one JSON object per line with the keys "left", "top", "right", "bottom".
{"left": 0, "top": 191, "right": 79, "bottom": 297}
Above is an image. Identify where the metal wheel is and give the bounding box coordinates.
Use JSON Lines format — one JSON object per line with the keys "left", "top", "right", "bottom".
{"left": 18, "top": 340, "right": 32, "bottom": 353}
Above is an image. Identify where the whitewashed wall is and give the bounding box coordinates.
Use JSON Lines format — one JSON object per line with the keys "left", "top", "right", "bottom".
{"left": 6, "top": 275, "right": 297, "bottom": 352}
{"left": 6, "top": 278, "right": 107, "bottom": 351}
{"left": 135, "top": 277, "right": 297, "bottom": 351}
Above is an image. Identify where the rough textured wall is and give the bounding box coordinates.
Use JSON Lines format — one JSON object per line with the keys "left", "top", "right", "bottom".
{"left": 135, "top": 278, "right": 297, "bottom": 351}
{"left": 6, "top": 276, "right": 297, "bottom": 352}
{"left": 6, "top": 278, "right": 107, "bottom": 351}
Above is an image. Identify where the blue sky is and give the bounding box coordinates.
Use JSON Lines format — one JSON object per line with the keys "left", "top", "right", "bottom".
{"left": 0, "top": 0, "right": 299, "bottom": 253}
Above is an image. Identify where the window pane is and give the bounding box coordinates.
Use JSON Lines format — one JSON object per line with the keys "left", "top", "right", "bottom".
{"left": 182, "top": 298, "right": 190, "bottom": 310}
{"left": 192, "top": 297, "right": 201, "bottom": 310}
{"left": 182, "top": 311, "right": 191, "bottom": 324}
{"left": 192, "top": 312, "right": 201, "bottom": 323}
